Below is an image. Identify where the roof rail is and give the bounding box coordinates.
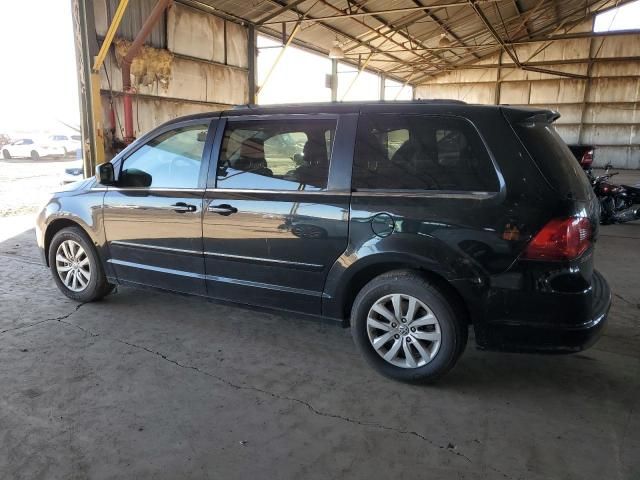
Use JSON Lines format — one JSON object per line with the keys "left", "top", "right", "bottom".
{"left": 231, "top": 99, "right": 467, "bottom": 109}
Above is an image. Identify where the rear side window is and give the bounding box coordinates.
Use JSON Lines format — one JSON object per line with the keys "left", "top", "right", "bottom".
{"left": 353, "top": 114, "right": 499, "bottom": 192}
{"left": 217, "top": 119, "right": 336, "bottom": 191}
{"left": 513, "top": 122, "right": 592, "bottom": 200}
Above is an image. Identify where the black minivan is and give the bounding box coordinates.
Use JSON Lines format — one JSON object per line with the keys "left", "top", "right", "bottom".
{"left": 36, "top": 101, "right": 610, "bottom": 382}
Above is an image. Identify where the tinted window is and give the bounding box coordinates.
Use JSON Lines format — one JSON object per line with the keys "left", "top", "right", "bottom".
{"left": 120, "top": 123, "right": 208, "bottom": 188}
{"left": 217, "top": 119, "right": 336, "bottom": 191}
{"left": 353, "top": 114, "right": 499, "bottom": 192}
{"left": 514, "top": 122, "right": 592, "bottom": 201}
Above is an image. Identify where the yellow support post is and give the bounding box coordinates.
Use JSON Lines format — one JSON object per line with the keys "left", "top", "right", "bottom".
{"left": 90, "top": 72, "right": 105, "bottom": 169}
{"left": 88, "top": 0, "right": 129, "bottom": 171}
{"left": 93, "top": 0, "right": 129, "bottom": 73}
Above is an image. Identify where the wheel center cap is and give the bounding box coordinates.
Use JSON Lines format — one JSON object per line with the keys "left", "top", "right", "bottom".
{"left": 398, "top": 325, "right": 409, "bottom": 336}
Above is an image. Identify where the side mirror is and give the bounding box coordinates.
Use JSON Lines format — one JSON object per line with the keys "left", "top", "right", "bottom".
{"left": 96, "top": 162, "right": 115, "bottom": 185}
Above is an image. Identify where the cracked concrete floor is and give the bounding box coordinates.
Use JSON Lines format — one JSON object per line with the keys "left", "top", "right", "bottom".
{"left": 0, "top": 217, "right": 638, "bottom": 480}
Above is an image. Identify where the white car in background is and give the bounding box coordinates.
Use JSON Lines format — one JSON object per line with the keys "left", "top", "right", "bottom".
{"left": 2, "top": 138, "right": 45, "bottom": 160}
{"left": 43, "top": 134, "right": 81, "bottom": 156}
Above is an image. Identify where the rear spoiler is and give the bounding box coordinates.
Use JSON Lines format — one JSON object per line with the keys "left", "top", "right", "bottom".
{"left": 501, "top": 107, "right": 561, "bottom": 126}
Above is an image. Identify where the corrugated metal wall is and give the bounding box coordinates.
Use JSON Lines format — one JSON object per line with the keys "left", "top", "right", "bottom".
{"left": 414, "top": 20, "right": 640, "bottom": 169}
{"left": 107, "top": 0, "right": 166, "bottom": 48}
{"left": 94, "top": 1, "right": 248, "bottom": 143}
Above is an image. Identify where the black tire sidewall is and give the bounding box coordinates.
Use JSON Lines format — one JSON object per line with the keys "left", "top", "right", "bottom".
{"left": 48, "top": 228, "right": 107, "bottom": 302}
{"left": 2, "top": 149, "right": 10, "bottom": 159}
{"left": 31, "top": 150, "right": 39, "bottom": 160}
{"left": 351, "top": 273, "right": 463, "bottom": 383}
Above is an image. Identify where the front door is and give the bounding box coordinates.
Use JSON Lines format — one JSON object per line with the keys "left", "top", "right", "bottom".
{"left": 103, "top": 119, "right": 214, "bottom": 295}
{"left": 202, "top": 115, "right": 354, "bottom": 314}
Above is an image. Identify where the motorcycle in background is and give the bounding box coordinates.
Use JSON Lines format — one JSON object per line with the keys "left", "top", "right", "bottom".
{"left": 587, "top": 165, "right": 640, "bottom": 224}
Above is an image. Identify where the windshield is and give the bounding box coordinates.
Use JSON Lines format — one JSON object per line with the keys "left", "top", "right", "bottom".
{"left": 513, "top": 122, "right": 592, "bottom": 200}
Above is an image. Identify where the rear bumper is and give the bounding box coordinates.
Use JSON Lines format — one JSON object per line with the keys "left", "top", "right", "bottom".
{"left": 480, "top": 270, "right": 611, "bottom": 353}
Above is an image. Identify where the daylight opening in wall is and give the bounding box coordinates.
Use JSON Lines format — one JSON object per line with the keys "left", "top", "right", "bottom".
{"left": 257, "top": 34, "right": 410, "bottom": 104}
{"left": 337, "top": 63, "right": 380, "bottom": 101}
{"left": 384, "top": 79, "right": 413, "bottom": 101}
{"left": 594, "top": 0, "right": 640, "bottom": 32}
{"left": 257, "top": 35, "right": 332, "bottom": 104}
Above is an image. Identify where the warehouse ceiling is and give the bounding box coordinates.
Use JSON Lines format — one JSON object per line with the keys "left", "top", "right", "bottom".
{"left": 178, "top": 0, "right": 636, "bottom": 84}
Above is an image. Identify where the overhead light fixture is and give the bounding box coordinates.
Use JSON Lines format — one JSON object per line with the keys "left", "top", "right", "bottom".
{"left": 328, "top": 40, "right": 345, "bottom": 59}
{"left": 438, "top": 33, "right": 452, "bottom": 47}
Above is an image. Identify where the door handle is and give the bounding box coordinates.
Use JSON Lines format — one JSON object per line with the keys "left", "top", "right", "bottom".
{"left": 171, "top": 202, "right": 197, "bottom": 213}
{"left": 208, "top": 203, "right": 238, "bottom": 216}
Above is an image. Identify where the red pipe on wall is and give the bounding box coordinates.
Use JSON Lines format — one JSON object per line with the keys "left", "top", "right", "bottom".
{"left": 121, "top": 0, "right": 173, "bottom": 143}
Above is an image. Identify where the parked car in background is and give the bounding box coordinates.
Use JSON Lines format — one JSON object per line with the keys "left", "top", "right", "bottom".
{"left": 36, "top": 101, "right": 611, "bottom": 383}
{"left": 569, "top": 144, "right": 594, "bottom": 170}
{"left": 44, "top": 134, "right": 81, "bottom": 156}
{"left": 2, "top": 138, "right": 44, "bottom": 160}
{"left": 61, "top": 147, "right": 84, "bottom": 184}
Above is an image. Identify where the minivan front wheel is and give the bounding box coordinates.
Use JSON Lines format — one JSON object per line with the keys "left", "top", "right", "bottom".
{"left": 48, "top": 227, "right": 113, "bottom": 302}
{"left": 351, "top": 271, "right": 467, "bottom": 383}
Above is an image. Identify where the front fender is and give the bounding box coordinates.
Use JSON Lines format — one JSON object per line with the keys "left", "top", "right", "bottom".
{"left": 36, "top": 186, "right": 107, "bottom": 271}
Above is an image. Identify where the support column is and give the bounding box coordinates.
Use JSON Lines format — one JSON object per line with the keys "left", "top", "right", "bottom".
{"left": 495, "top": 50, "right": 503, "bottom": 105}
{"left": 72, "top": 0, "right": 101, "bottom": 177}
{"left": 331, "top": 58, "right": 338, "bottom": 102}
{"left": 379, "top": 74, "right": 385, "bottom": 101}
{"left": 248, "top": 24, "right": 257, "bottom": 104}
{"left": 578, "top": 36, "right": 597, "bottom": 145}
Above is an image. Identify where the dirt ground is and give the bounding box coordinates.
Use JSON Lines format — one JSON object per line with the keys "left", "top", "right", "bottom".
{"left": 0, "top": 161, "right": 638, "bottom": 479}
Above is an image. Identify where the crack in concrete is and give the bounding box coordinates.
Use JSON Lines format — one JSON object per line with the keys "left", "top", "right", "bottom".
{"left": 0, "top": 253, "right": 46, "bottom": 267}
{"left": 614, "top": 293, "right": 639, "bottom": 308}
{"left": 0, "top": 303, "right": 85, "bottom": 335}
{"left": 55, "top": 318, "right": 479, "bottom": 465}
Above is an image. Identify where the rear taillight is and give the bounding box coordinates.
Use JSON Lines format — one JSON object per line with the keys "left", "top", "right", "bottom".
{"left": 523, "top": 217, "right": 592, "bottom": 261}
{"left": 580, "top": 149, "right": 593, "bottom": 168}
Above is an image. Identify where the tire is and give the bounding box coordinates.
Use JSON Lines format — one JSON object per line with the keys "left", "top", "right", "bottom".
{"left": 351, "top": 270, "right": 468, "bottom": 384}
{"left": 30, "top": 150, "right": 40, "bottom": 160}
{"left": 48, "top": 226, "right": 114, "bottom": 302}
{"left": 2, "top": 149, "right": 10, "bottom": 159}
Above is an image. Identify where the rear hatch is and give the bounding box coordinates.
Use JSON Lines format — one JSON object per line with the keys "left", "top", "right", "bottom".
{"left": 503, "top": 108, "right": 599, "bottom": 235}
{"left": 504, "top": 108, "right": 593, "bottom": 201}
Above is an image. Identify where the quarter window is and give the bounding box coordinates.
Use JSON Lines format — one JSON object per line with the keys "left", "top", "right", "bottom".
{"left": 119, "top": 123, "right": 209, "bottom": 188}
{"left": 353, "top": 114, "right": 499, "bottom": 192}
{"left": 217, "top": 119, "right": 336, "bottom": 191}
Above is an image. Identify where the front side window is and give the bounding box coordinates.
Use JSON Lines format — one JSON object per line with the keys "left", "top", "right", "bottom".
{"left": 353, "top": 114, "right": 499, "bottom": 192}
{"left": 216, "top": 119, "right": 336, "bottom": 191}
{"left": 119, "top": 123, "right": 209, "bottom": 188}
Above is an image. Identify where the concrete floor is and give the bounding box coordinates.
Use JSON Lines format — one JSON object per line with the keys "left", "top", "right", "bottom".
{"left": 0, "top": 214, "right": 639, "bottom": 479}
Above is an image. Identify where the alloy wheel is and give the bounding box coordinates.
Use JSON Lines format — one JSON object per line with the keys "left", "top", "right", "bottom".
{"left": 55, "top": 240, "right": 91, "bottom": 292}
{"left": 366, "top": 293, "right": 441, "bottom": 368}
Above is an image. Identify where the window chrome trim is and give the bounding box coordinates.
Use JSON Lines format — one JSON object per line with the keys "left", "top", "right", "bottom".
{"left": 103, "top": 187, "right": 206, "bottom": 193}
{"left": 351, "top": 189, "right": 498, "bottom": 199}
{"left": 204, "top": 188, "right": 350, "bottom": 196}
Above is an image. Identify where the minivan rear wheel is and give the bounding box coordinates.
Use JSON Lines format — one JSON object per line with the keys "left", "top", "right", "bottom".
{"left": 351, "top": 270, "right": 467, "bottom": 383}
